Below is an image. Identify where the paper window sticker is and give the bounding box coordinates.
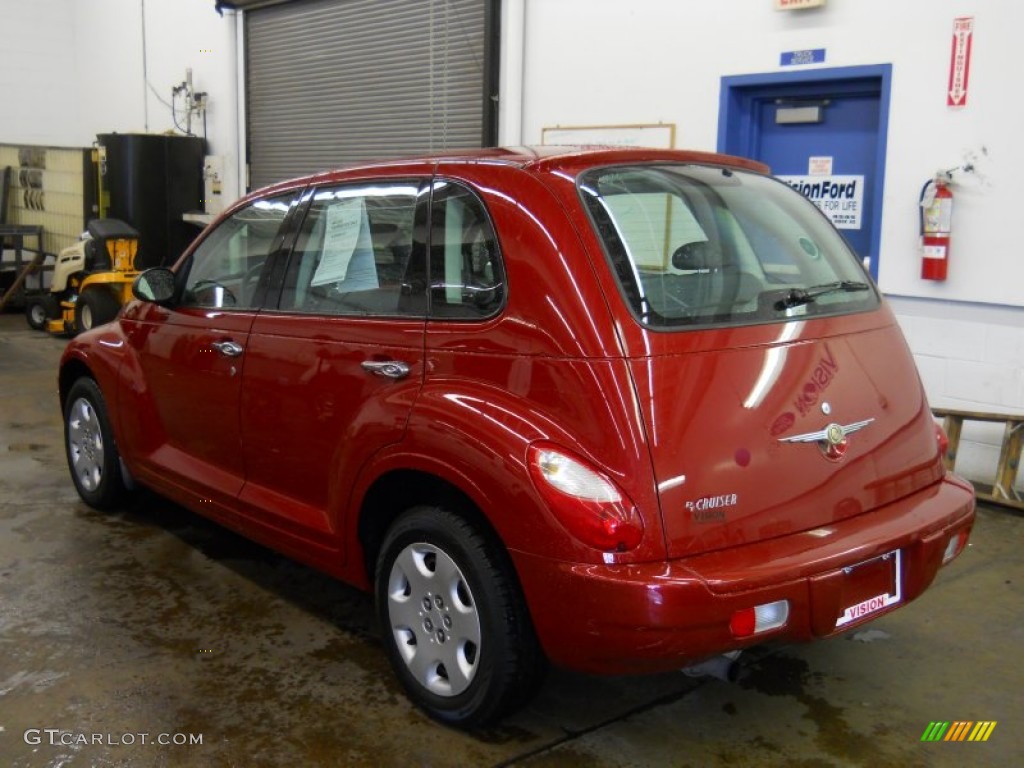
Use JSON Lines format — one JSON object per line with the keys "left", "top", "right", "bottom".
{"left": 311, "top": 197, "right": 368, "bottom": 287}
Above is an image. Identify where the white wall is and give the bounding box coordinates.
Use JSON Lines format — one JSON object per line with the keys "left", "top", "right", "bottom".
{"left": 0, "top": 0, "right": 79, "bottom": 146}
{"left": 510, "top": 0, "right": 1020, "bottom": 304}
{"left": 0, "top": 0, "right": 242, "bottom": 203}
{"left": 893, "top": 296, "right": 1024, "bottom": 490}
{"left": 503, "top": 0, "right": 1023, "bottom": 492}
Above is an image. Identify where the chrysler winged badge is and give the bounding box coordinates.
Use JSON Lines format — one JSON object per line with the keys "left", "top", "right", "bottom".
{"left": 778, "top": 418, "right": 875, "bottom": 460}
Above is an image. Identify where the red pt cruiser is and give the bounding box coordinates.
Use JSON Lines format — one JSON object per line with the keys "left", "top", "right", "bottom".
{"left": 59, "top": 147, "right": 975, "bottom": 727}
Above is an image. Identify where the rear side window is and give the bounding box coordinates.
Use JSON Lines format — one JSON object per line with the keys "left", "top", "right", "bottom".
{"left": 281, "top": 182, "right": 426, "bottom": 316}
{"left": 579, "top": 164, "right": 879, "bottom": 329}
{"left": 428, "top": 180, "right": 505, "bottom": 319}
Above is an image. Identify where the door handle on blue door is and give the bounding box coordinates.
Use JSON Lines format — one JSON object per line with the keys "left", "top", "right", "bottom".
{"left": 211, "top": 340, "right": 244, "bottom": 357}
{"left": 361, "top": 360, "right": 410, "bottom": 379}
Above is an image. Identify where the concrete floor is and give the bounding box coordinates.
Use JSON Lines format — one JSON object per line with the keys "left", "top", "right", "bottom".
{"left": 0, "top": 311, "right": 1020, "bottom": 768}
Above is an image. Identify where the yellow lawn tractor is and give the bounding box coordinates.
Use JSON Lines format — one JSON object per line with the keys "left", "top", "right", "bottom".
{"left": 27, "top": 218, "right": 141, "bottom": 336}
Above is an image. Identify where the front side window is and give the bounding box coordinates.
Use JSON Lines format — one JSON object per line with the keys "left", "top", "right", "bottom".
{"left": 182, "top": 195, "right": 294, "bottom": 309}
{"left": 281, "top": 182, "right": 426, "bottom": 316}
{"left": 579, "top": 164, "right": 879, "bottom": 329}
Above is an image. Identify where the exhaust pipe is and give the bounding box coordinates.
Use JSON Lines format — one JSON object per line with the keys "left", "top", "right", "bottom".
{"left": 682, "top": 650, "right": 742, "bottom": 682}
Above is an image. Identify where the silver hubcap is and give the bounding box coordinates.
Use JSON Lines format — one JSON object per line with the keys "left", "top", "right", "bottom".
{"left": 80, "top": 304, "right": 93, "bottom": 329}
{"left": 387, "top": 543, "right": 481, "bottom": 697}
{"left": 68, "top": 397, "right": 104, "bottom": 492}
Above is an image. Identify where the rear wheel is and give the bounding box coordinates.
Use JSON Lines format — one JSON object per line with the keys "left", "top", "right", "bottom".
{"left": 24, "top": 295, "right": 49, "bottom": 330}
{"left": 375, "top": 507, "right": 545, "bottom": 728}
{"left": 64, "top": 377, "right": 127, "bottom": 509}
{"left": 75, "top": 287, "right": 121, "bottom": 332}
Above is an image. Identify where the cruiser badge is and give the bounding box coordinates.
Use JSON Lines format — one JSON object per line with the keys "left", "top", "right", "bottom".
{"left": 686, "top": 493, "right": 738, "bottom": 523}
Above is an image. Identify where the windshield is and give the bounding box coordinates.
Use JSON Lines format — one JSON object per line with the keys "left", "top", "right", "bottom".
{"left": 579, "top": 164, "right": 879, "bottom": 329}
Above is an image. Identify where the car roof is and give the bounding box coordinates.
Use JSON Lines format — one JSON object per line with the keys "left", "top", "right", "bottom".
{"left": 252, "top": 146, "right": 770, "bottom": 199}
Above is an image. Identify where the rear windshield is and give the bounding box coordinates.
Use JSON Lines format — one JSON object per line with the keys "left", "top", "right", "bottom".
{"left": 579, "top": 164, "right": 879, "bottom": 329}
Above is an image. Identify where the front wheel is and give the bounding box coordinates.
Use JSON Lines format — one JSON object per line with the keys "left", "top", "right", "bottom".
{"left": 75, "top": 287, "right": 121, "bottom": 333}
{"left": 375, "top": 507, "right": 545, "bottom": 728}
{"left": 64, "top": 377, "right": 128, "bottom": 509}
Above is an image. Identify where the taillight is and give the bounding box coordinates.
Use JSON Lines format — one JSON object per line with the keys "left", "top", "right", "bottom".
{"left": 729, "top": 601, "right": 790, "bottom": 638}
{"left": 527, "top": 443, "right": 644, "bottom": 552}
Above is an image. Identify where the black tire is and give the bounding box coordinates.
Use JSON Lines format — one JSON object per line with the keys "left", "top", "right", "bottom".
{"left": 375, "top": 507, "right": 545, "bottom": 728}
{"left": 43, "top": 293, "right": 60, "bottom": 326}
{"left": 64, "top": 377, "right": 128, "bottom": 509}
{"left": 75, "top": 287, "right": 121, "bottom": 332}
{"left": 24, "top": 295, "right": 48, "bottom": 330}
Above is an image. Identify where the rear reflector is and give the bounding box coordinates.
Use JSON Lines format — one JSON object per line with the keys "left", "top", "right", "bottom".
{"left": 730, "top": 600, "right": 790, "bottom": 638}
{"left": 934, "top": 422, "right": 950, "bottom": 459}
{"left": 942, "top": 530, "right": 969, "bottom": 564}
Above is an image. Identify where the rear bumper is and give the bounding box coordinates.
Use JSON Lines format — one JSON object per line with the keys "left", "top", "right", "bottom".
{"left": 513, "top": 474, "right": 975, "bottom": 675}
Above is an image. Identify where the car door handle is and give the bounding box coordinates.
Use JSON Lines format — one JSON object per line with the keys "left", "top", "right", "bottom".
{"left": 361, "top": 360, "right": 410, "bottom": 379}
{"left": 211, "top": 340, "right": 244, "bottom": 357}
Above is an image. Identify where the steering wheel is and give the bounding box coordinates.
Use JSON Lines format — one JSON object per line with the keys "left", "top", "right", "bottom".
{"left": 190, "top": 279, "right": 237, "bottom": 308}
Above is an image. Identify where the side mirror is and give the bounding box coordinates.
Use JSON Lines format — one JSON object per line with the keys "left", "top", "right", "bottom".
{"left": 132, "top": 268, "right": 176, "bottom": 304}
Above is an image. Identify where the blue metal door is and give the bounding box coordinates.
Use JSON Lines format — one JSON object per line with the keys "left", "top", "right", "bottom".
{"left": 719, "top": 66, "right": 892, "bottom": 280}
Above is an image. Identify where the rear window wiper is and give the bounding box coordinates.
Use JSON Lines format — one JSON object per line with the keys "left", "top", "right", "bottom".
{"left": 773, "top": 280, "right": 871, "bottom": 310}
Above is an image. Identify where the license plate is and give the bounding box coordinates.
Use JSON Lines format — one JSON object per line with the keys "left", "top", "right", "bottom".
{"left": 835, "top": 549, "right": 902, "bottom": 628}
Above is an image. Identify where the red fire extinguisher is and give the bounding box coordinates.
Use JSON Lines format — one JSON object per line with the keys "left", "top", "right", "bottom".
{"left": 920, "top": 175, "right": 953, "bottom": 281}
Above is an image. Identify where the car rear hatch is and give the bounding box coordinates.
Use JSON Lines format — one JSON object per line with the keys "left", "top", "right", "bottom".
{"left": 575, "top": 161, "right": 946, "bottom": 558}
{"left": 629, "top": 316, "right": 945, "bottom": 559}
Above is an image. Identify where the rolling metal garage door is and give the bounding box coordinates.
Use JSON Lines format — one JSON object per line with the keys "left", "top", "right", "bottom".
{"left": 245, "top": 0, "right": 493, "bottom": 188}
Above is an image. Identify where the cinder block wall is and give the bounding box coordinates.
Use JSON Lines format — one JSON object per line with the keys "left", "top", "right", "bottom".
{"left": 894, "top": 299, "right": 1024, "bottom": 492}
